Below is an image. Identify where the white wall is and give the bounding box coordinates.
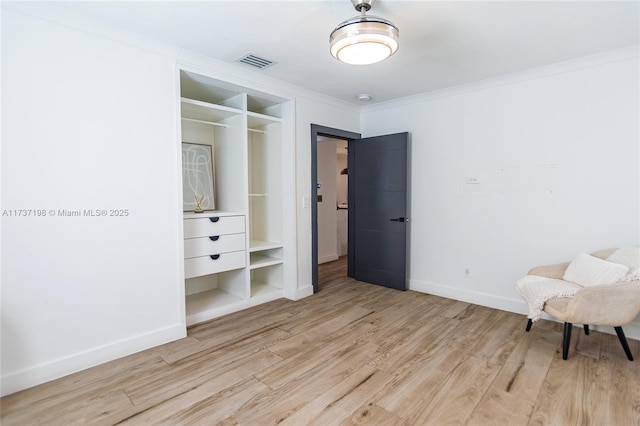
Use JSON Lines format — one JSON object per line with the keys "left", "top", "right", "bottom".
{"left": 317, "top": 139, "right": 339, "bottom": 264}
{"left": 337, "top": 151, "right": 348, "bottom": 257}
{"left": 317, "top": 139, "right": 350, "bottom": 263}
{"left": 336, "top": 152, "right": 348, "bottom": 207}
{"left": 1, "top": 6, "right": 185, "bottom": 395}
{"left": 361, "top": 47, "right": 640, "bottom": 338}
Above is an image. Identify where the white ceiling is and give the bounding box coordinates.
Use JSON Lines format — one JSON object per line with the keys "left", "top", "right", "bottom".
{"left": 53, "top": 1, "right": 639, "bottom": 105}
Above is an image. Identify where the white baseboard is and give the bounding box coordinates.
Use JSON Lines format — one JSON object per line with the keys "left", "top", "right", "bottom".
{"left": 409, "top": 278, "right": 640, "bottom": 341}
{"left": 410, "top": 279, "right": 528, "bottom": 315}
{"left": 1, "top": 324, "right": 186, "bottom": 397}
{"left": 318, "top": 254, "right": 339, "bottom": 264}
{"left": 286, "top": 284, "right": 314, "bottom": 301}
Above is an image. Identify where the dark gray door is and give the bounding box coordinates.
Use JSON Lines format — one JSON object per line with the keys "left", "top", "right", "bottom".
{"left": 348, "top": 132, "right": 408, "bottom": 290}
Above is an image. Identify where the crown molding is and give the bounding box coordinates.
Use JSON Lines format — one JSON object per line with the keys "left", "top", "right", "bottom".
{"left": 362, "top": 45, "right": 640, "bottom": 113}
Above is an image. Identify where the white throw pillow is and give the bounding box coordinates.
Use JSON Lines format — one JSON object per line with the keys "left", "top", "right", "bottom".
{"left": 606, "top": 246, "right": 640, "bottom": 276}
{"left": 563, "top": 253, "right": 629, "bottom": 287}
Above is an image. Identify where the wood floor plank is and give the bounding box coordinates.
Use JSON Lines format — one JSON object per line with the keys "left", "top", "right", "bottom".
{"left": 441, "top": 299, "right": 472, "bottom": 319}
{"left": 99, "top": 350, "right": 281, "bottom": 425}
{"left": 305, "top": 370, "right": 395, "bottom": 426}
{"left": 573, "top": 326, "right": 601, "bottom": 359}
{"left": 277, "top": 365, "right": 392, "bottom": 426}
{"left": 232, "top": 342, "right": 381, "bottom": 425}
{"left": 466, "top": 328, "right": 557, "bottom": 425}
{"left": 0, "top": 349, "right": 163, "bottom": 415}
{"left": 528, "top": 352, "right": 600, "bottom": 425}
{"left": 491, "top": 328, "right": 557, "bottom": 403}
{"left": 2, "top": 257, "right": 638, "bottom": 426}
{"left": 358, "top": 285, "right": 417, "bottom": 311}
{"left": 589, "top": 330, "right": 640, "bottom": 425}
{"left": 446, "top": 305, "right": 503, "bottom": 347}
{"left": 465, "top": 310, "right": 524, "bottom": 367}
{"left": 0, "top": 356, "right": 170, "bottom": 425}
{"left": 124, "top": 347, "right": 282, "bottom": 405}
{"left": 276, "top": 286, "right": 385, "bottom": 335}
{"left": 342, "top": 403, "right": 407, "bottom": 426}
{"left": 368, "top": 314, "right": 459, "bottom": 374}
{"left": 354, "top": 294, "right": 448, "bottom": 356}
{"left": 187, "top": 310, "right": 293, "bottom": 343}
{"left": 169, "top": 326, "right": 291, "bottom": 368}
{"left": 160, "top": 378, "right": 269, "bottom": 426}
{"left": 117, "top": 370, "right": 265, "bottom": 425}
{"left": 374, "top": 333, "right": 469, "bottom": 419}
{"left": 467, "top": 387, "right": 535, "bottom": 426}
{"left": 6, "top": 388, "right": 132, "bottom": 426}
{"left": 406, "top": 355, "right": 502, "bottom": 425}
{"left": 266, "top": 306, "right": 374, "bottom": 359}
{"left": 256, "top": 326, "right": 377, "bottom": 391}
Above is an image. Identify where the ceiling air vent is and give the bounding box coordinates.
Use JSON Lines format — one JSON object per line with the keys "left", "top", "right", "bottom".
{"left": 235, "top": 54, "right": 276, "bottom": 70}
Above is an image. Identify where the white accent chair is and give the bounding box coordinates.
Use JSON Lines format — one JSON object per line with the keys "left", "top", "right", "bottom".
{"left": 524, "top": 248, "right": 640, "bottom": 360}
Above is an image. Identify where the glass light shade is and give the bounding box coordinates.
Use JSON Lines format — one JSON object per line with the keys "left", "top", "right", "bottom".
{"left": 330, "top": 16, "right": 399, "bottom": 65}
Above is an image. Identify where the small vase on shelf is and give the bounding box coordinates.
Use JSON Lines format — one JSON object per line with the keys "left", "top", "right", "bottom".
{"left": 194, "top": 195, "right": 205, "bottom": 213}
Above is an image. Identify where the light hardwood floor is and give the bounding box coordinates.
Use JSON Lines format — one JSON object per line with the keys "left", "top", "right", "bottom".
{"left": 2, "top": 257, "right": 639, "bottom": 425}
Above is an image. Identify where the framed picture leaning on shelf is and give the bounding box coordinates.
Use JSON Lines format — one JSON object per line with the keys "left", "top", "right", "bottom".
{"left": 182, "top": 142, "right": 216, "bottom": 211}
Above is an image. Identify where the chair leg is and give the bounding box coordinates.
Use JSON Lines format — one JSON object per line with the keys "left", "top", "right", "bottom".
{"left": 526, "top": 319, "right": 533, "bottom": 332}
{"left": 562, "top": 322, "right": 572, "bottom": 360}
{"left": 614, "top": 326, "right": 634, "bottom": 361}
{"left": 583, "top": 324, "right": 590, "bottom": 335}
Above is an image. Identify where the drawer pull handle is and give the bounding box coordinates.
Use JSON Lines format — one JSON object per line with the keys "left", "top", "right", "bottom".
{"left": 209, "top": 236, "right": 220, "bottom": 241}
{"left": 210, "top": 254, "right": 221, "bottom": 260}
{"left": 209, "top": 217, "right": 220, "bottom": 223}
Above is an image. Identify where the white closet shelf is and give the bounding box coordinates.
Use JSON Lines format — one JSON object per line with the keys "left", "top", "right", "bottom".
{"left": 185, "top": 289, "right": 244, "bottom": 325}
{"left": 183, "top": 210, "right": 244, "bottom": 219}
{"left": 250, "top": 281, "right": 282, "bottom": 298}
{"left": 249, "top": 253, "right": 283, "bottom": 269}
{"left": 181, "top": 97, "right": 242, "bottom": 123}
{"left": 247, "top": 111, "right": 282, "bottom": 128}
{"left": 249, "top": 240, "right": 283, "bottom": 252}
{"left": 182, "top": 117, "right": 228, "bottom": 128}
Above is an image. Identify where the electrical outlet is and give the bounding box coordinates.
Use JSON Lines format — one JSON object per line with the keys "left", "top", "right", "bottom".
{"left": 463, "top": 266, "right": 472, "bottom": 278}
{"left": 466, "top": 176, "right": 480, "bottom": 185}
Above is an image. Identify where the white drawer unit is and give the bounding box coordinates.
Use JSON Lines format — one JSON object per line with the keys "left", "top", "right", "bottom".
{"left": 184, "top": 233, "right": 246, "bottom": 259}
{"left": 183, "top": 214, "right": 247, "bottom": 279}
{"left": 184, "top": 250, "right": 246, "bottom": 279}
{"left": 184, "top": 215, "right": 245, "bottom": 239}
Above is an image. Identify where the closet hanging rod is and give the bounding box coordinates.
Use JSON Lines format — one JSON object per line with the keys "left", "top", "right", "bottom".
{"left": 248, "top": 128, "right": 267, "bottom": 134}
{"left": 181, "top": 117, "right": 228, "bottom": 128}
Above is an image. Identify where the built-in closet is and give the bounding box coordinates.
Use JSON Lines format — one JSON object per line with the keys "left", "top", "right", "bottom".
{"left": 179, "top": 70, "right": 294, "bottom": 325}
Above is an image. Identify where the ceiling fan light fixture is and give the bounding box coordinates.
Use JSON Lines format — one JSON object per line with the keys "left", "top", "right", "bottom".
{"left": 330, "top": 1, "right": 399, "bottom": 65}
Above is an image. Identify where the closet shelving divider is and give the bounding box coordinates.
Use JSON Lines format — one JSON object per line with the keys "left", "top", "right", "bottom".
{"left": 246, "top": 97, "right": 285, "bottom": 301}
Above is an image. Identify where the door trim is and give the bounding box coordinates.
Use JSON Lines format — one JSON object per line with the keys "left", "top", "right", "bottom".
{"left": 311, "top": 124, "right": 361, "bottom": 293}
